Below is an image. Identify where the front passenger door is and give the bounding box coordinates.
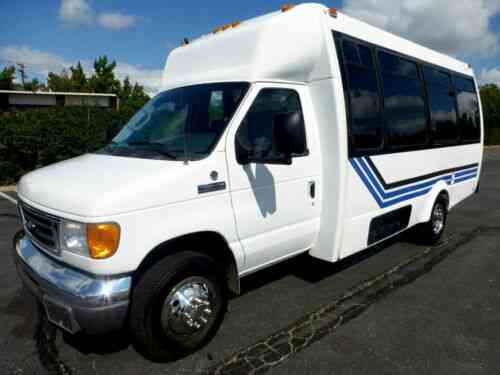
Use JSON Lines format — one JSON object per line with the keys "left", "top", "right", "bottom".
{"left": 226, "top": 85, "right": 321, "bottom": 275}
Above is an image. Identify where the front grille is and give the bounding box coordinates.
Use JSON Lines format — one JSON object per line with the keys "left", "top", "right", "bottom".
{"left": 20, "top": 203, "right": 60, "bottom": 255}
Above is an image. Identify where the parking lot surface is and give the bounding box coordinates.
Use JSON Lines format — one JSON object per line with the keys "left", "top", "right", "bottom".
{"left": 1, "top": 149, "right": 499, "bottom": 375}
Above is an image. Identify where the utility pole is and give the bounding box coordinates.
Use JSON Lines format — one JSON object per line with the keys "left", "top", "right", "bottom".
{"left": 17, "top": 63, "right": 26, "bottom": 87}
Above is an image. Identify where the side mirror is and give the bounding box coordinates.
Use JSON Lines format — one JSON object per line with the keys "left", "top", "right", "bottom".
{"left": 273, "top": 111, "right": 308, "bottom": 161}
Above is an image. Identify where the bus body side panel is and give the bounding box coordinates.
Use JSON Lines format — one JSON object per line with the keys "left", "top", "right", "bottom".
{"left": 308, "top": 13, "right": 350, "bottom": 263}
{"left": 307, "top": 78, "right": 348, "bottom": 263}
{"left": 341, "top": 144, "right": 482, "bottom": 259}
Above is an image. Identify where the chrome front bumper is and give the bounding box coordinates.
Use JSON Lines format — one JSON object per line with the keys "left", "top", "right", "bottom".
{"left": 13, "top": 231, "right": 132, "bottom": 334}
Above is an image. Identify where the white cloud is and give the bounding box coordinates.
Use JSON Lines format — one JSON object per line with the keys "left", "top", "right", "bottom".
{"left": 0, "top": 45, "right": 163, "bottom": 95}
{"left": 480, "top": 68, "right": 500, "bottom": 85}
{"left": 114, "top": 63, "right": 163, "bottom": 96}
{"left": 342, "top": 0, "right": 500, "bottom": 58}
{"left": 59, "top": 0, "right": 93, "bottom": 25}
{"left": 0, "top": 45, "right": 78, "bottom": 77}
{"left": 97, "top": 13, "right": 138, "bottom": 30}
{"left": 59, "top": 0, "right": 139, "bottom": 30}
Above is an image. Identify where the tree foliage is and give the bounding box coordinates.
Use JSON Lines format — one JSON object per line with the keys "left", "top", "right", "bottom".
{"left": 69, "top": 62, "right": 88, "bottom": 92}
{"left": 88, "top": 56, "right": 121, "bottom": 94}
{"left": 23, "top": 78, "right": 40, "bottom": 92}
{"left": 0, "top": 66, "right": 16, "bottom": 90}
{"left": 480, "top": 85, "right": 500, "bottom": 145}
{"left": 0, "top": 107, "right": 131, "bottom": 184}
{"left": 43, "top": 56, "right": 150, "bottom": 111}
{"left": 47, "top": 69, "right": 73, "bottom": 91}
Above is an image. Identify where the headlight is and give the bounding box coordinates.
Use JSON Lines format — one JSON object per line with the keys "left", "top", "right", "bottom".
{"left": 59, "top": 220, "right": 120, "bottom": 260}
{"left": 59, "top": 220, "right": 88, "bottom": 256}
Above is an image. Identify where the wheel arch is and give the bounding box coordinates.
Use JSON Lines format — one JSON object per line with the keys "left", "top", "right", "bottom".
{"left": 420, "top": 183, "right": 450, "bottom": 224}
{"left": 134, "top": 231, "right": 241, "bottom": 294}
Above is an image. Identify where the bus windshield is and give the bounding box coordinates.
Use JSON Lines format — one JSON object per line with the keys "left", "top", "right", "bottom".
{"left": 106, "top": 82, "right": 250, "bottom": 161}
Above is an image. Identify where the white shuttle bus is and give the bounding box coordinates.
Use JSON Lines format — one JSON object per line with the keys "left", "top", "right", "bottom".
{"left": 14, "top": 3, "right": 483, "bottom": 361}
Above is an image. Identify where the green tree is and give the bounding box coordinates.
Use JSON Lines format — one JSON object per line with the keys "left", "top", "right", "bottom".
{"left": 23, "top": 78, "right": 40, "bottom": 92}
{"left": 119, "top": 79, "right": 149, "bottom": 114}
{"left": 480, "top": 84, "right": 500, "bottom": 145}
{"left": 120, "top": 76, "right": 132, "bottom": 98}
{"left": 47, "top": 69, "right": 73, "bottom": 92}
{"left": 88, "top": 56, "right": 120, "bottom": 94}
{"left": 70, "top": 62, "right": 88, "bottom": 92}
{"left": 0, "top": 66, "right": 16, "bottom": 90}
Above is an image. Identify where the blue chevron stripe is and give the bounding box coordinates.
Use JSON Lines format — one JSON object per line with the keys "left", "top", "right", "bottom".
{"left": 455, "top": 168, "right": 478, "bottom": 178}
{"left": 357, "top": 158, "right": 451, "bottom": 200}
{"left": 350, "top": 159, "right": 385, "bottom": 207}
{"left": 454, "top": 173, "right": 478, "bottom": 184}
{"left": 351, "top": 157, "right": 477, "bottom": 208}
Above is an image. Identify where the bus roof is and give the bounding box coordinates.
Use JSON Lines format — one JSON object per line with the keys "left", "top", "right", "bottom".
{"left": 161, "top": 3, "right": 473, "bottom": 90}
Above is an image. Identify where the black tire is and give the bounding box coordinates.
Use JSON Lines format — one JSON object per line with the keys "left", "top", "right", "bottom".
{"left": 414, "top": 195, "right": 448, "bottom": 245}
{"left": 129, "top": 251, "right": 227, "bottom": 362}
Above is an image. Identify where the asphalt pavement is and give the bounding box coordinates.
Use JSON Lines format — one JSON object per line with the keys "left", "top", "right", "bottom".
{"left": 0, "top": 149, "right": 499, "bottom": 375}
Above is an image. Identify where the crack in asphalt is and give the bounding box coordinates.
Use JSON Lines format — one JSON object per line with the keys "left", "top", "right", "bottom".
{"left": 203, "top": 228, "right": 492, "bottom": 375}
{"left": 35, "top": 304, "right": 74, "bottom": 375}
{"left": 33, "top": 226, "right": 499, "bottom": 375}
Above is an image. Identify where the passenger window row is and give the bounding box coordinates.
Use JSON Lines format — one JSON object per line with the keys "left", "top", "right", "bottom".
{"left": 334, "top": 33, "right": 481, "bottom": 156}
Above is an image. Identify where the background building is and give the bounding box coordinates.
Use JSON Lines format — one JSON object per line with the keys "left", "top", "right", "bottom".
{"left": 0, "top": 90, "right": 119, "bottom": 111}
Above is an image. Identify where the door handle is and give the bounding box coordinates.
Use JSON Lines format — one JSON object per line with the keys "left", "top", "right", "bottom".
{"left": 309, "top": 181, "right": 316, "bottom": 199}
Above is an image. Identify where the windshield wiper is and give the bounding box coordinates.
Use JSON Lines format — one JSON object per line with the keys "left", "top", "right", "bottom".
{"left": 125, "top": 141, "right": 179, "bottom": 159}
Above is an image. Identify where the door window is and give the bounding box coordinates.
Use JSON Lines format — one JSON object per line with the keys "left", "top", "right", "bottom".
{"left": 235, "top": 89, "right": 306, "bottom": 164}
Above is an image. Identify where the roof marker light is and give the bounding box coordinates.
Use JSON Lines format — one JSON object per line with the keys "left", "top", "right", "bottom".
{"left": 232, "top": 21, "right": 241, "bottom": 28}
{"left": 281, "top": 4, "right": 294, "bottom": 12}
{"left": 181, "top": 38, "right": 189, "bottom": 46}
{"left": 213, "top": 26, "right": 223, "bottom": 34}
{"left": 329, "top": 8, "right": 338, "bottom": 18}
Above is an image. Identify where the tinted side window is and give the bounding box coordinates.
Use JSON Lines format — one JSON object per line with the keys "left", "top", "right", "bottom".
{"left": 382, "top": 75, "right": 428, "bottom": 147}
{"left": 236, "top": 89, "right": 305, "bottom": 163}
{"left": 454, "top": 76, "right": 480, "bottom": 142}
{"left": 342, "top": 41, "right": 384, "bottom": 151}
{"left": 455, "top": 77, "right": 476, "bottom": 93}
{"left": 424, "top": 68, "right": 458, "bottom": 144}
{"left": 379, "top": 57, "right": 428, "bottom": 148}
{"left": 343, "top": 40, "right": 360, "bottom": 64}
{"left": 379, "top": 51, "right": 418, "bottom": 79}
{"left": 423, "top": 67, "right": 450, "bottom": 86}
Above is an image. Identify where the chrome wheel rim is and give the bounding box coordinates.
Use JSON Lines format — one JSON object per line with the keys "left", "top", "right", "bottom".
{"left": 432, "top": 203, "right": 445, "bottom": 235}
{"left": 161, "top": 277, "right": 215, "bottom": 337}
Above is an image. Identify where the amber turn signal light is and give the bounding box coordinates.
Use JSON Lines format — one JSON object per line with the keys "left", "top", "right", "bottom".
{"left": 87, "top": 223, "right": 120, "bottom": 260}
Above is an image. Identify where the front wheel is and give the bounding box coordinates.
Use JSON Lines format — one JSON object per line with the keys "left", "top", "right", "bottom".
{"left": 414, "top": 196, "right": 448, "bottom": 245}
{"left": 129, "top": 252, "right": 227, "bottom": 362}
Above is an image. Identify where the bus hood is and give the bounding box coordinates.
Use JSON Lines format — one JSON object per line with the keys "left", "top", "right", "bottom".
{"left": 17, "top": 153, "right": 223, "bottom": 218}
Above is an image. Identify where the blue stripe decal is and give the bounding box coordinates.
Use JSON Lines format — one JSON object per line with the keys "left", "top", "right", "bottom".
{"left": 351, "top": 157, "right": 478, "bottom": 208}
{"left": 455, "top": 168, "right": 478, "bottom": 178}
{"left": 455, "top": 171, "right": 477, "bottom": 180}
{"left": 358, "top": 158, "right": 451, "bottom": 200}
{"left": 350, "top": 159, "right": 385, "bottom": 208}
{"left": 455, "top": 173, "right": 478, "bottom": 184}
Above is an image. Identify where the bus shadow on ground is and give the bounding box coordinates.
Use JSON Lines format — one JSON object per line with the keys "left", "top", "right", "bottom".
{"left": 56, "top": 230, "right": 413, "bottom": 360}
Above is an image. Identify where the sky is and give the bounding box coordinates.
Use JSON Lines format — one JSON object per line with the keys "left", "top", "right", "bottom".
{"left": 1, "top": 0, "right": 500, "bottom": 95}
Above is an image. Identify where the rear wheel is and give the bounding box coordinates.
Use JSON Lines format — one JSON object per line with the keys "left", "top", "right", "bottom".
{"left": 129, "top": 251, "right": 227, "bottom": 362}
{"left": 414, "top": 196, "right": 448, "bottom": 245}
